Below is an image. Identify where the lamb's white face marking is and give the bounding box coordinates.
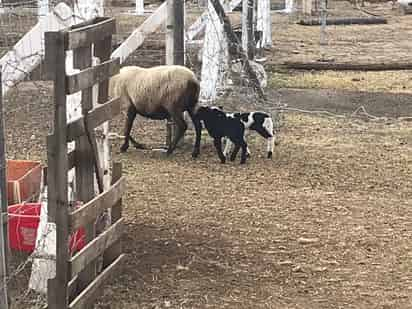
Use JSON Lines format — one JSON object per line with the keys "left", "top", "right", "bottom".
{"left": 226, "top": 113, "right": 235, "bottom": 118}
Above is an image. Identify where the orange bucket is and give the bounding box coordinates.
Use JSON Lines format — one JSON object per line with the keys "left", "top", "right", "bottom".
{"left": 7, "top": 160, "right": 42, "bottom": 205}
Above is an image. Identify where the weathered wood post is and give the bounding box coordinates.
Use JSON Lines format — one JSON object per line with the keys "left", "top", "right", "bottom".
{"left": 242, "top": 0, "right": 255, "bottom": 59}
{"left": 0, "top": 68, "right": 9, "bottom": 309}
{"left": 166, "top": 0, "right": 185, "bottom": 148}
{"left": 38, "top": 0, "right": 49, "bottom": 22}
{"left": 303, "top": 0, "right": 312, "bottom": 15}
{"left": 45, "top": 30, "right": 70, "bottom": 309}
{"left": 199, "top": 0, "right": 229, "bottom": 103}
{"left": 256, "top": 0, "right": 271, "bottom": 58}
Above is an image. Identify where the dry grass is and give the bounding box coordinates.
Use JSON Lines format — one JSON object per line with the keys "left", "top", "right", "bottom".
{"left": 93, "top": 112, "right": 412, "bottom": 309}
{"left": 269, "top": 70, "right": 412, "bottom": 93}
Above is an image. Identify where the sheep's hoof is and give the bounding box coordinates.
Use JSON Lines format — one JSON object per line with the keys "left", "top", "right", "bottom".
{"left": 267, "top": 151, "right": 273, "bottom": 159}
{"left": 192, "top": 151, "right": 199, "bottom": 159}
{"left": 132, "top": 142, "right": 146, "bottom": 150}
{"left": 220, "top": 159, "right": 226, "bottom": 164}
{"left": 229, "top": 155, "right": 237, "bottom": 162}
{"left": 120, "top": 144, "right": 129, "bottom": 153}
{"left": 240, "top": 160, "right": 246, "bottom": 165}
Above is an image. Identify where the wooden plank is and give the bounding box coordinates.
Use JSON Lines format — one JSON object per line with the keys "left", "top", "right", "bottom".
{"left": 111, "top": 2, "right": 166, "bottom": 63}
{"left": 69, "top": 177, "right": 126, "bottom": 232}
{"left": 45, "top": 31, "right": 70, "bottom": 309}
{"left": 69, "top": 218, "right": 124, "bottom": 278}
{"left": 166, "top": 0, "right": 185, "bottom": 66}
{"left": 103, "top": 163, "right": 123, "bottom": 268}
{"left": 67, "top": 97, "right": 121, "bottom": 142}
{"left": 66, "top": 58, "right": 120, "bottom": 95}
{"left": 0, "top": 67, "right": 9, "bottom": 309}
{"left": 69, "top": 254, "right": 125, "bottom": 309}
{"left": 66, "top": 18, "right": 116, "bottom": 50}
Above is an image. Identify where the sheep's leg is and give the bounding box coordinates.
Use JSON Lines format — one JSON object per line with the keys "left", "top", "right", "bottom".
{"left": 129, "top": 136, "right": 146, "bottom": 150}
{"left": 120, "top": 104, "right": 137, "bottom": 153}
{"left": 167, "top": 114, "right": 187, "bottom": 155}
{"left": 187, "top": 110, "right": 202, "bottom": 158}
{"left": 213, "top": 138, "right": 226, "bottom": 164}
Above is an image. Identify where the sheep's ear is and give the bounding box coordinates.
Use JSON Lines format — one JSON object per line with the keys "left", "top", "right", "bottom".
{"left": 218, "top": 106, "right": 224, "bottom": 110}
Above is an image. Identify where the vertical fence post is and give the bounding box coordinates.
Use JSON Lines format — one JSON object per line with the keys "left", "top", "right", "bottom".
{"left": 166, "top": 0, "right": 185, "bottom": 148}
{"left": 0, "top": 67, "right": 9, "bottom": 309}
{"left": 242, "top": 0, "right": 255, "bottom": 59}
{"left": 73, "top": 45, "right": 97, "bottom": 299}
{"left": 45, "top": 31, "right": 70, "bottom": 309}
{"left": 136, "top": 0, "right": 144, "bottom": 15}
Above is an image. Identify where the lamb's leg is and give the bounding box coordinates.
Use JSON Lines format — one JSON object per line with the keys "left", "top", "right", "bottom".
{"left": 213, "top": 138, "right": 226, "bottom": 164}
{"left": 120, "top": 104, "right": 137, "bottom": 153}
{"left": 223, "top": 138, "right": 233, "bottom": 158}
{"left": 255, "top": 119, "right": 275, "bottom": 159}
{"left": 239, "top": 140, "right": 248, "bottom": 164}
{"left": 167, "top": 113, "right": 187, "bottom": 155}
{"left": 230, "top": 144, "right": 240, "bottom": 161}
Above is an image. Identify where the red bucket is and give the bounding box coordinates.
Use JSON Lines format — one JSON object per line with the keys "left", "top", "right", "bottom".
{"left": 8, "top": 203, "right": 85, "bottom": 253}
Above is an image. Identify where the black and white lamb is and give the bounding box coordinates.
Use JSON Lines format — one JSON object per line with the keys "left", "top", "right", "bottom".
{"left": 223, "top": 110, "right": 275, "bottom": 159}
{"left": 195, "top": 106, "right": 249, "bottom": 164}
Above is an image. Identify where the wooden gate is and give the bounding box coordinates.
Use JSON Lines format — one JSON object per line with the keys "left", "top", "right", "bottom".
{"left": 45, "top": 17, "right": 126, "bottom": 309}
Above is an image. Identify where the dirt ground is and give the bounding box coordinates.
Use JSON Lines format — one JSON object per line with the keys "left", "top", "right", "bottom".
{"left": 2, "top": 1, "right": 412, "bottom": 309}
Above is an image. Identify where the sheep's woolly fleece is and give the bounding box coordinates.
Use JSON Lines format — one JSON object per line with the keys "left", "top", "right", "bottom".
{"left": 109, "top": 65, "right": 199, "bottom": 113}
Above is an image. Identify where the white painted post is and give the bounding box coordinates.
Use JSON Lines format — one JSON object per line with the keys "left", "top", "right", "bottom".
{"left": 199, "top": 0, "right": 229, "bottom": 103}
{"left": 136, "top": 0, "right": 144, "bottom": 15}
{"left": 256, "top": 0, "right": 272, "bottom": 50}
{"left": 302, "top": 0, "right": 312, "bottom": 15}
{"left": 38, "top": 0, "right": 49, "bottom": 22}
{"left": 285, "top": 0, "right": 294, "bottom": 13}
{"left": 73, "top": 0, "right": 104, "bottom": 21}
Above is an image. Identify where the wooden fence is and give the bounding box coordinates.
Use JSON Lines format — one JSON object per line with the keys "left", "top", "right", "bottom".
{"left": 45, "top": 17, "right": 125, "bottom": 309}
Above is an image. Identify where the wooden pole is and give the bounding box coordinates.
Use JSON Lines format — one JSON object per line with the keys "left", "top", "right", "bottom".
{"left": 166, "top": 0, "right": 185, "bottom": 148}
{"left": 135, "top": 0, "right": 144, "bottom": 15}
{"left": 199, "top": 0, "right": 229, "bottom": 103}
{"left": 209, "top": 0, "right": 266, "bottom": 100}
{"left": 38, "top": 0, "right": 49, "bottom": 22}
{"left": 0, "top": 68, "right": 9, "bottom": 309}
{"left": 256, "top": 0, "right": 272, "bottom": 51}
{"left": 242, "top": 0, "right": 255, "bottom": 59}
{"left": 320, "top": 0, "right": 327, "bottom": 60}
{"left": 46, "top": 31, "right": 70, "bottom": 309}
{"left": 73, "top": 45, "right": 97, "bottom": 299}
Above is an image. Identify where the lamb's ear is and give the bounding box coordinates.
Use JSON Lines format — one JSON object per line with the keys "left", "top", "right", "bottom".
{"left": 218, "top": 106, "right": 224, "bottom": 110}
